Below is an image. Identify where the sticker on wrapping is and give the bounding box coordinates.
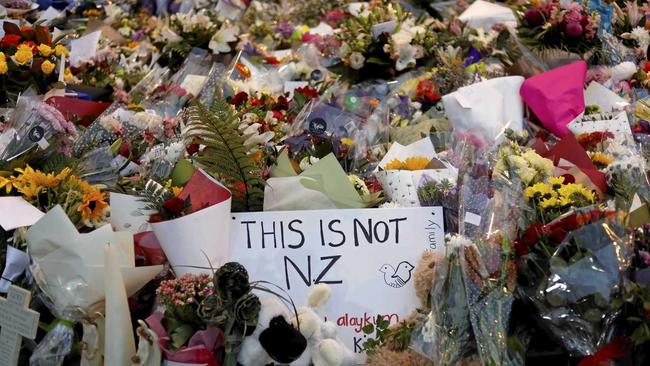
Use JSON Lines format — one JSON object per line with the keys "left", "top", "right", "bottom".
{"left": 309, "top": 118, "right": 327, "bottom": 136}
{"left": 464, "top": 212, "right": 481, "bottom": 226}
{"left": 28, "top": 126, "right": 45, "bottom": 143}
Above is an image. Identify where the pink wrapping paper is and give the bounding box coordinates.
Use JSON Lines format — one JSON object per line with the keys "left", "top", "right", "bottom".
{"left": 520, "top": 61, "right": 587, "bottom": 137}
{"left": 145, "top": 312, "right": 223, "bottom": 366}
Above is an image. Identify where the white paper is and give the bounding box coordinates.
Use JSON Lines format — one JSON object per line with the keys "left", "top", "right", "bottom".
{"left": 0, "top": 197, "right": 44, "bottom": 231}
{"left": 229, "top": 206, "right": 445, "bottom": 362}
{"left": 70, "top": 31, "right": 102, "bottom": 67}
{"left": 0, "top": 246, "right": 29, "bottom": 293}
{"left": 378, "top": 137, "right": 437, "bottom": 170}
{"left": 347, "top": 2, "right": 370, "bottom": 17}
{"left": 150, "top": 171, "right": 232, "bottom": 276}
{"left": 109, "top": 192, "right": 152, "bottom": 234}
{"left": 567, "top": 111, "right": 634, "bottom": 145}
{"left": 464, "top": 212, "right": 482, "bottom": 226}
{"left": 37, "top": 7, "right": 62, "bottom": 25}
{"left": 309, "top": 22, "right": 335, "bottom": 36}
{"left": 264, "top": 176, "right": 337, "bottom": 211}
{"left": 180, "top": 74, "right": 208, "bottom": 97}
{"left": 26, "top": 206, "right": 162, "bottom": 312}
{"left": 104, "top": 244, "right": 136, "bottom": 365}
{"left": 283, "top": 81, "right": 309, "bottom": 99}
{"left": 442, "top": 76, "right": 524, "bottom": 143}
{"left": 372, "top": 20, "right": 397, "bottom": 39}
{"left": 458, "top": 0, "right": 517, "bottom": 30}
{"left": 377, "top": 169, "right": 458, "bottom": 207}
{"left": 215, "top": 0, "right": 242, "bottom": 20}
{"left": 584, "top": 81, "right": 629, "bottom": 112}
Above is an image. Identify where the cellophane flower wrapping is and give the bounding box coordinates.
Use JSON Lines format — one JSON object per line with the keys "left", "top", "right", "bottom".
{"left": 409, "top": 235, "right": 473, "bottom": 365}
{"left": 458, "top": 172, "right": 524, "bottom": 366}
{"left": 0, "top": 96, "right": 78, "bottom": 163}
{"left": 517, "top": 217, "right": 633, "bottom": 356}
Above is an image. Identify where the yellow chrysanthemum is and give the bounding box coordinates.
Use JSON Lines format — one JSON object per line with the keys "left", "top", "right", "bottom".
{"left": 41, "top": 60, "right": 56, "bottom": 75}
{"left": 78, "top": 188, "right": 108, "bottom": 222}
{"left": 37, "top": 44, "right": 53, "bottom": 57}
{"left": 524, "top": 182, "right": 554, "bottom": 200}
{"left": 172, "top": 186, "right": 183, "bottom": 197}
{"left": 384, "top": 159, "right": 404, "bottom": 170}
{"left": 0, "top": 61, "right": 8, "bottom": 75}
{"left": 539, "top": 196, "right": 560, "bottom": 209}
{"left": 558, "top": 183, "right": 597, "bottom": 205}
{"left": 403, "top": 157, "right": 430, "bottom": 171}
{"left": 590, "top": 152, "right": 614, "bottom": 167}
{"left": 54, "top": 44, "right": 69, "bottom": 57}
{"left": 0, "top": 52, "right": 6, "bottom": 61}
{"left": 548, "top": 176, "right": 565, "bottom": 190}
{"left": 14, "top": 46, "right": 33, "bottom": 66}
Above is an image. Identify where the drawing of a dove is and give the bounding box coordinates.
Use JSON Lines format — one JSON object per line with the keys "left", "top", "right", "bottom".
{"left": 379, "top": 261, "right": 415, "bottom": 288}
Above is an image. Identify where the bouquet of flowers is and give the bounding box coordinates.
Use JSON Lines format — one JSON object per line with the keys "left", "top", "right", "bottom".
{"left": 0, "top": 166, "right": 108, "bottom": 228}
{"left": 0, "top": 22, "right": 69, "bottom": 106}
{"left": 331, "top": 2, "right": 438, "bottom": 79}
{"left": 517, "top": 0, "right": 602, "bottom": 59}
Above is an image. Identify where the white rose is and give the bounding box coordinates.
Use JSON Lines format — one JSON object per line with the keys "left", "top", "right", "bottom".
{"left": 349, "top": 52, "right": 365, "bottom": 70}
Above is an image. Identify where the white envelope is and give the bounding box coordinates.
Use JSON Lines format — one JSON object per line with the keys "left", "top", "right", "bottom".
{"left": 458, "top": 0, "right": 517, "bottom": 31}
{"left": 584, "top": 81, "right": 629, "bottom": 112}
{"left": 442, "top": 76, "right": 525, "bottom": 143}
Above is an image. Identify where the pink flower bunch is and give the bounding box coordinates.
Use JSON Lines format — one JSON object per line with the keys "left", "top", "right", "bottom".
{"left": 156, "top": 273, "right": 214, "bottom": 309}
{"left": 163, "top": 116, "right": 179, "bottom": 138}
{"left": 524, "top": 0, "right": 599, "bottom": 39}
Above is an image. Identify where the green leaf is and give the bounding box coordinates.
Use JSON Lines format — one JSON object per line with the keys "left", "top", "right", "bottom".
{"left": 366, "top": 57, "right": 390, "bottom": 65}
{"left": 169, "top": 324, "right": 195, "bottom": 350}
{"left": 362, "top": 324, "right": 375, "bottom": 334}
{"left": 187, "top": 99, "right": 265, "bottom": 212}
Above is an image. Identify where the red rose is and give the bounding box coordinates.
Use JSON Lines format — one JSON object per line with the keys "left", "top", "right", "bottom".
{"left": 163, "top": 197, "right": 185, "bottom": 215}
{"left": 644, "top": 61, "right": 650, "bottom": 73}
{"left": 294, "top": 86, "right": 319, "bottom": 99}
{"left": 264, "top": 56, "right": 280, "bottom": 65}
{"left": 250, "top": 98, "right": 262, "bottom": 107}
{"left": 0, "top": 34, "right": 21, "bottom": 48}
{"left": 274, "top": 95, "right": 289, "bottom": 110}
{"left": 186, "top": 143, "right": 199, "bottom": 156}
{"left": 229, "top": 91, "right": 249, "bottom": 106}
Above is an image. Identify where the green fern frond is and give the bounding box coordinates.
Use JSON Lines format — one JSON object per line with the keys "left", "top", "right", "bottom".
{"left": 186, "top": 99, "right": 265, "bottom": 212}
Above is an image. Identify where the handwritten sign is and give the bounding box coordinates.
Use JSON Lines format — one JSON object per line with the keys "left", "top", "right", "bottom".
{"left": 229, "top": 207, "right": 444, "bottom": 361}
{"left": 0, "top": 285, "right": 40, "bottom": 366}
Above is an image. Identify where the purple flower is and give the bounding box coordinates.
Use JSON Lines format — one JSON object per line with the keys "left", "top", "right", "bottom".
{"left": 131, "top": 31, "right": 145, "bottom": 42}
{"left": 276, "top": 22, "right": 295, "bottom": 38}
{"left": 464, "top": 48, "right": 482, "bottom": 66}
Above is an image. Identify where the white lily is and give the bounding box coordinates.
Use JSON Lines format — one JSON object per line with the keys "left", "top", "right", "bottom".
{"left": 209, "top": 25, "right": 239, "bottom": 54}
{"left": 395, "top": 44, "right": 417, "bottom": 71}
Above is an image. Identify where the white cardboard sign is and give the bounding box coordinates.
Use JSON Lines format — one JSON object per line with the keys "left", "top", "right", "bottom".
{"left": 229, "top": 206, "right": 445, "bottom": 360}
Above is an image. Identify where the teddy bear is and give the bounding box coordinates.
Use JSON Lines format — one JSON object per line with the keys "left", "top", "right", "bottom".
{"left": 289, "top": 284, "right": 355, "bottom": 366}
{"left": 237, "top": 296, "right": 307, "bottom": 366}
{"left": 237, "top": 284, "right": 355, "bottom": 366}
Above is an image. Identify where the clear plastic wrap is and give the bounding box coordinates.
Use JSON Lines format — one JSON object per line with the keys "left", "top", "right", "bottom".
{"left": 517, "top": 217, "right": 633, "bottom": 356}
{"left": 410, "top": 235, "right": 473, "bottom": 365}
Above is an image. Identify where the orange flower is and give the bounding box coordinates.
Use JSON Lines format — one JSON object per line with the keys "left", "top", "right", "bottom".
{"left": 78, "top": 188, "right": 108, "bottom": 222}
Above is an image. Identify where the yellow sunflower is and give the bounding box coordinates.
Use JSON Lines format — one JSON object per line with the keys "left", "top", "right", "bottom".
{"left": 0, "top": 176, "right": 15, "bottom": 193}
{"left": 403, "top": 157, "right": 430, "bottom": 171}
{"left": 78, "top": 188, "right": 108, "bottom": 222}
{"left": 384, "top": 159, "right": 404, "bottom": 170}
{"left": 590, "top": 152, "right": 614, "bottom": 168}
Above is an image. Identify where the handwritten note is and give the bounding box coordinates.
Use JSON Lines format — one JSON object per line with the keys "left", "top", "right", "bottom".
{"left": 229, "top": 206, "right": 445, "bottom": 361}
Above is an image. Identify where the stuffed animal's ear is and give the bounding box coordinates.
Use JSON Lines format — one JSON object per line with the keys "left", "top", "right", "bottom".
{"left": 259, "top": 316, "right": 307, "bottom": 363}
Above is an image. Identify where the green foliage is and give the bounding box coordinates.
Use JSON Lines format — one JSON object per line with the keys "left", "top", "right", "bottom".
{"left": 362, "top": 316, "right": 413, "bottom": 355}
{"left": 186, "top": 99, "right": 265, "bottom": 212}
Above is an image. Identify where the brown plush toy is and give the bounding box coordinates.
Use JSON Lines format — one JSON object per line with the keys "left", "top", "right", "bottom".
{"left": 364, "top": 251, "right": 438, "bottom": 366}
